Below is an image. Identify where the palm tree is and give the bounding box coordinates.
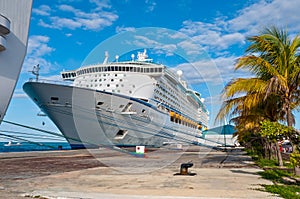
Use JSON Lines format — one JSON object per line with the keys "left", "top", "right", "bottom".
{"left": 218, "top": 26, "right": 300, "bottom": 127}
{"left": 216, "top": 27, "right": 300, "bottom": 166}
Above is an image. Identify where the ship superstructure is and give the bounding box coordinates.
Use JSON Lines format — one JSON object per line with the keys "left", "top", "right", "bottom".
{"left": 24, "top": 50, "right": 209, "bottom": 149}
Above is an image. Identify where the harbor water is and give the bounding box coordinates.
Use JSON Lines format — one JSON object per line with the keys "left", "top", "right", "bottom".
{"left": 0, "top": 142, "right": 71, "bottom": 153}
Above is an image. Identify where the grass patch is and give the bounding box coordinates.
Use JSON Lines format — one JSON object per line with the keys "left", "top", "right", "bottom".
{"left": 257, "top": 168, "right": 300, "bottom": 198}
{"left": 256, "top": 158, "right": 278, "bottom": 168}
{"left": 262, "top": 184, "right": 300, "bottom": 199}
{"left": 257, "top": 169, "right": 292, "bottom": 183}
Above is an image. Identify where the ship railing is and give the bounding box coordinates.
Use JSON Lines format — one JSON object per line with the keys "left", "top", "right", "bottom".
{"left": 28, "top": 78, "right": 73, "bottom": 86}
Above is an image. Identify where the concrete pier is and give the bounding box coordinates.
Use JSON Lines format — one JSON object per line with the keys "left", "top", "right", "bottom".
{"left": 0, "top": 146, "right": 281, "bottom": 198}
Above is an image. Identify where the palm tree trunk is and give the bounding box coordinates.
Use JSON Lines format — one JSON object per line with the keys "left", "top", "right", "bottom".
{"left": 275, "top": 141, "right": 283, "bottom": 167}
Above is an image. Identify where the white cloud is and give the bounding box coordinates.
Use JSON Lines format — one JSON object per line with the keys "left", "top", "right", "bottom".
{"left": 175, "top": 0, "right": 300, "bottom": 88}
{"left": 179, "top": 0, "right": 300, "bottom": 57}
{"left": 23, "top": 35, "right": 58, "bottom": 74}
{"left": 145, "top": 0, "right": 156, "bottom": 12}
{"left": 132, "top": 35, "right": 177, "bottom": 56}
{"left": 32, "top": 5, "right": 51, "bottom": 16}
{"left": 179, "top": 20, "right": 245, "bottom": 52}
{"left": 228, "top": 0, "right": 300, "bottom": 34}
{"left": 65, "top": 33, "right": 72, "bottom": 37}
{"left": 37, "top": 0, "right": 118, "bottom": 31}
{"left": 116, "top": 26, "right": 136, "bottom": 33}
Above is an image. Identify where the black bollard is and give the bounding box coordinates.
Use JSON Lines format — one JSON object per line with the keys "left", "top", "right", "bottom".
{"left": 180, "top": 162, "right": 193, "bottom": 175}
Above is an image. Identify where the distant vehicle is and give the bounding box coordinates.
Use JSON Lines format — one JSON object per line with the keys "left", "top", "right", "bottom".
{"left": 281, "top": 141, "right": 293, "bottom": 153}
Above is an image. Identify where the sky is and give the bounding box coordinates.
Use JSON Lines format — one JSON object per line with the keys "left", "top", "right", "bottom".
{"left": 1, "top": 0, "right": 300, "bottom": 142}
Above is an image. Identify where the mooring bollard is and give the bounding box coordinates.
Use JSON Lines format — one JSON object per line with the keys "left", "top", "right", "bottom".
{"left": 180, "top": 162, "right": 193, "bottom": 175}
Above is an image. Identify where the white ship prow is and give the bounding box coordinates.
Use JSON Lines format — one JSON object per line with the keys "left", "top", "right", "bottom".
{"left": 0, "top": 0, "right": 33, "bottom": 123}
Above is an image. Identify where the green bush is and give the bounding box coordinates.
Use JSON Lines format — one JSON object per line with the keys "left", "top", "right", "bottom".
{"left": 290, "top": 153, "right": 300, "bottom": 167}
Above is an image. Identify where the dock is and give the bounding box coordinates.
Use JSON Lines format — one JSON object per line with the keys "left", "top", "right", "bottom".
{"left": 0, "top": 146, "right": 279, "bottom": 198}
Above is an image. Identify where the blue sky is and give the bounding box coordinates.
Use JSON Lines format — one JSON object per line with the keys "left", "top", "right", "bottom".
{"left": 1, "top": 0, "right": 300, "bottom": 142}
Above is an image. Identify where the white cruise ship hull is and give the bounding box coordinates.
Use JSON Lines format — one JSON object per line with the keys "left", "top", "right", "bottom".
{"left": 23, "top": 81, "right": 201, "bottom": 149}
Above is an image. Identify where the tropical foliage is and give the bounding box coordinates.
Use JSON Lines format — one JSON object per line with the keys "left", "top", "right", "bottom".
{"left": 216, "top": 26, "right": 300, "bottom": 166}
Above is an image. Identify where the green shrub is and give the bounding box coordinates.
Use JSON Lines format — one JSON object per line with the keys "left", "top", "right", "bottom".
{"left": 290, "top": 153, "right": 300, "bottom": 167}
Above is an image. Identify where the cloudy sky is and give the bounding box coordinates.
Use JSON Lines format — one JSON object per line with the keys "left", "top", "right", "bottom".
{"left": 1, "top": 0, "right": 300, "bottom": 142}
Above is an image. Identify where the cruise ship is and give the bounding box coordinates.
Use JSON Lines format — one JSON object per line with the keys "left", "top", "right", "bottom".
{"left": 23, "top": 50, "right": 209, "bottom": 149}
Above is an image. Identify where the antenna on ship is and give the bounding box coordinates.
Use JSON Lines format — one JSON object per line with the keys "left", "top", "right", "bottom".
{"left": 115, "top": 55, "right": 119, "bottom": 62}
{"left": 131, "top": 54, "right": 135, "bottom": 61}
{"left": 103, "top": 51, "right": 109, "bottom": 64}
{"left": 29, "top": 64, "right": 40, "bottom": 82}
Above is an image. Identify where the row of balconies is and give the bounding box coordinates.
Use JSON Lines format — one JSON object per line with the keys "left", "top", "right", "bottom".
{"left": 0, "top": 13, "right": 10, "bottom": 51}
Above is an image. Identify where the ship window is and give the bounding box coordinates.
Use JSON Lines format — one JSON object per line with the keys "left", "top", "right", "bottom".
{"left": 126, "top": 67, "right": 129, "bottom": 71}
{"left": 111, "top": 79, "right": 114, "bottom": 82}
{"left": 97, "top": 101, "right": 104, "bottom": 106}
{"left": 129, "top": 91, "right": 132, "bottom": 94}
{"left": 107, "top": 84, "right": 110, "bottom": 87}
{"left": 136, "top": 67, "right": 140, "bottom": 72}
{"left": 120, "top": 79, "right": 123, "bottom": 82}
{"left": 116, "top": 84, "right": 119, "bottom": 87}
{"left": 114, "top": 130, "right": 128, "bottom": 140}
{"left": 150, "top": 68, "right": 154, "bottom": 73}
{"left": 122, "top": 67, "right": 125, "bottom": 71}
{"left": 51, "top": 97, "right": 59, "bottom": 101}
{"left": 115, "top": 74, "right": 118, "bottom": 77}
